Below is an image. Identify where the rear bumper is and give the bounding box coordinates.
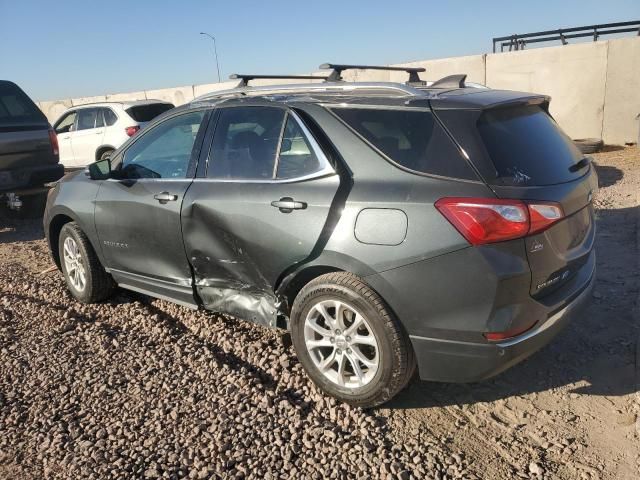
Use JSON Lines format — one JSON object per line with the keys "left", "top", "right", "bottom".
{"left": 409, "top": 263, "right": 595, "bottom": 382}
{"left": 0, "top": 164, "right": 64, "bottom": 193}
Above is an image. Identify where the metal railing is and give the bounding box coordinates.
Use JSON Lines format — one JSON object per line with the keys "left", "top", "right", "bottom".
{"left": 493, "top": 20, "right": 640, "bottom": 53}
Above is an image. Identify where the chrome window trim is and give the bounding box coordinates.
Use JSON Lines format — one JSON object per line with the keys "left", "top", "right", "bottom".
{"left": 203, "top": 108, "right": 335, "bottom": 184}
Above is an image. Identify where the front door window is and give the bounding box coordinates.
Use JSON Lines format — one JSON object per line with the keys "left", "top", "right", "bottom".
{"left": 119, "top": 111, "right": 205, "bottom": 179}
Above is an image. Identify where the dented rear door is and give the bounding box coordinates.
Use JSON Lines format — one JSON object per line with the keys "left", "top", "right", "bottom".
{"left": 181, "top": 105, "right": 340, "bottom": 326}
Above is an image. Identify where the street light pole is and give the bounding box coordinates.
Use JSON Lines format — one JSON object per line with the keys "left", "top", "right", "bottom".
{"left": 200, "top": 32, "right": 222, "bottom": 83}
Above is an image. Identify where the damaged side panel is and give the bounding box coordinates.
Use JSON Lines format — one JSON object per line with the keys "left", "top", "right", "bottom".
{"left": 181, "top": 175, "right": 341, "bottom": 327}
{"left": 184, "top": 205, "right": 280, "bottom": 327}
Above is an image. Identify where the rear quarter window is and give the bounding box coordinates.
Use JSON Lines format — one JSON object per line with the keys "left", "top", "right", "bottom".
{"left": 126, "top": 103, "right": 175, "bottom": 122}
{"left": 332, "top": 107, "right": 477, "bottom": 180}
{"left": 477, "top": 105, "right": 585, "bottom": 186}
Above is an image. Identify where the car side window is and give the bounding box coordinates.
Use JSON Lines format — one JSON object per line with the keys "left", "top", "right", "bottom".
{"left": 95, "top": 109, "right": 105, "bottom": 128}
{"left": 103, "top": 108, "right": 117, "bottom": 126}
{"left": 76, "top": 108, "right": 100, "bottom": 131}
{"left": 208, "top": 106, "right": 285, "bottom": 179}
{"left": 55, "top": 112, "right": 77, "bottom": 134}
{"left": 119, "top": 111, "right": 205, "bottom": 179}
{"left": 276, "top": 115, "right": 321, "bottom": 179}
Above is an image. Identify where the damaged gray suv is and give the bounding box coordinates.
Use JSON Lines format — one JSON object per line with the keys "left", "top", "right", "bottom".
{"left": 44, "top": 64, "right": 597, "bottom": 407}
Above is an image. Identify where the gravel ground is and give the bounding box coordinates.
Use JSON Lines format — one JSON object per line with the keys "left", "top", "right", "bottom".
{"left": 0, "top": 146, "right": 638, "bottom": 479}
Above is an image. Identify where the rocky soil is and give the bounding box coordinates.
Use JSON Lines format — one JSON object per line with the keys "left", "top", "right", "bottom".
{"left": 0, "top": 147, "right": 638, "bottom": 479}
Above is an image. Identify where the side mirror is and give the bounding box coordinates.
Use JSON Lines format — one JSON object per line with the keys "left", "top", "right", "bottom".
{"left": 86, "top": 158, "right": 112, "bottom": 180}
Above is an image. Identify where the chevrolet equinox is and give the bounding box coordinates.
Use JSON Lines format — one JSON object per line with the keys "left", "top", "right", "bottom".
{"left": 44, "top": 64, "right": 597, "bottom": 407}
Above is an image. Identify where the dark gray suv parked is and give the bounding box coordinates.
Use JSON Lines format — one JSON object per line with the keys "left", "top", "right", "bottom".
{"left": 1, "top": 80, "right": 63, "bottom": 215}
{"left": 44, "top": 65, "right": 597, "bottom": 407}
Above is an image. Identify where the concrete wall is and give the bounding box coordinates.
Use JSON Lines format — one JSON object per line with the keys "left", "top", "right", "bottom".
{"left": 391, "top": 54, "right": 486, "bottom": 85}
{"left": 602, "top": 37, "right": 640, "bottom": 146}
{"left": 486, "top": 42, "right": 609, "bottom": 140}
{"left": 37, "top": 37, "right": 640, "bottom": 144}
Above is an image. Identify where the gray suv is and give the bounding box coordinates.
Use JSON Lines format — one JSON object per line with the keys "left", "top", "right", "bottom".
{"left": 44, "top": 64, "right": 597, "bottom": 407}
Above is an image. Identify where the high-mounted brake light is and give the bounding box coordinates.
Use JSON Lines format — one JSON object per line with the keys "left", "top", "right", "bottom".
{"left": 48, "top": 128, "right": 59, "bottom": 155}
{"left": 435, "top": 197, "right": 564, "bottom": 245}
{"left": 125, "top": 126, "right": 140, "bottom": 137}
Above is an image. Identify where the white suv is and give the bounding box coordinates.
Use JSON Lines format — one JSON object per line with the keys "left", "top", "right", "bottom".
{"left": 53, "top": 100, "right": 174, "bottom": 168}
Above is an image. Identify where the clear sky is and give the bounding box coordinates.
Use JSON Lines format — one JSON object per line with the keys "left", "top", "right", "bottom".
{"left": 1, "top": 0, "right": 638, "bottom": 101}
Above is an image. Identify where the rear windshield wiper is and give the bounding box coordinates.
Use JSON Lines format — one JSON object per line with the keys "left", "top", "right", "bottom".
{"left": 569, "top": 156, "right": 592, "bottom": 172}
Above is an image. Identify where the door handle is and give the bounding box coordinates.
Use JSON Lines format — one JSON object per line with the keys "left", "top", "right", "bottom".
{"left": 271, "top": 197, "right": 307, "bottom": 213}
{"left": 154, "top": 192, "right": 178, "bottom": 203}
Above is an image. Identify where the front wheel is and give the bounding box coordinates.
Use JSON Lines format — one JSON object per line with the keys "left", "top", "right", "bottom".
{"left": 59, "top": 222, "right": 115, "bottom": 303}
{"left": 99, "top": 149, "right": 114, "bottom": 161}
{"left": 291, "top": 272, "right": 415, "bottom": 408}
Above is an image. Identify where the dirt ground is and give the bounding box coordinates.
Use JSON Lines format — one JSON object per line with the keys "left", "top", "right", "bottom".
{"left": 0, "top": 147, "right": 638, "bottom": 479}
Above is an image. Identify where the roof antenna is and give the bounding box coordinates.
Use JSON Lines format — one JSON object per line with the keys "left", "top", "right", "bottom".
{"left": 429, "top": 74, "right": 468, "bottom": 89}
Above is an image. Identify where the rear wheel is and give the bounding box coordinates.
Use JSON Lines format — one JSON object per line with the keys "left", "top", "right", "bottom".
{"left": 59, "top": 222, "right": 115, "bottom": 303}
{"left": 291, "top": 272, "right": 415, "bottom": 408}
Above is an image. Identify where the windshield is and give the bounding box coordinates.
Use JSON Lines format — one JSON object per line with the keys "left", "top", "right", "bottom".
{"left": 0, "top": 82, "right": 47, "bottom": 127}
{"left": 125, "top": 103, "right": 174, "bottom": 122}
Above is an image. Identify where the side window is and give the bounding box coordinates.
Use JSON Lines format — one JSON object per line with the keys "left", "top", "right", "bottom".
{"left": 208, "top": 106, "right": 285, "bottom": 179}
{"left": 276, "top": 115, "right": 321, "bottom": 179}
{"left": 119, "top": 111, "right": 205, "bottom": 179}
{"left": 332, "top": 108, "right": 477, "bottom": 180}
{"left": 103, "top": 108, "right": 117, "bottom": 126}
{"left": 55, "top": 112, "right": 77, "bottom": 134}
{"left": 76, "top": 108, "right": 100, "bottom": 131}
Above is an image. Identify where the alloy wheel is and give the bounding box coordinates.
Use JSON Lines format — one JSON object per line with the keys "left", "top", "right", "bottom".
{"left": 62, "top": 236, "right": 86, "bottom": 292}
{"left": 304, "top": 299, "right": 380, "bottom": 388}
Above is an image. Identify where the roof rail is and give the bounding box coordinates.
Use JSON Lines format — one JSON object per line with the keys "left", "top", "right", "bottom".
{"left": 319, "top": 63, "right": 426, "bottom": 83}
{"left": 193, "top": 81, "right": 426, "bottom": 103}
{"left": 229, "top": 74, "right": 328, "bottom": 87}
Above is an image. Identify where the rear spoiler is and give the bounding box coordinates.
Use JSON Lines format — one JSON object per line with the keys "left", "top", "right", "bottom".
{"left": 428, "top": 91, "right": 551, "bottom": 112}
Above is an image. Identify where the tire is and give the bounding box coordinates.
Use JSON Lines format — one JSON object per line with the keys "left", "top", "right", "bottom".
{"left": 6, "top": 192, "right": 46, "bottom": 219}
{"left": 59, "top": 222, "right": 115, "bottom": 303}
{"left": 574, "top": 138, "right": 603, "bottom": 154}
{"left": 99, "top": 149, "right": 114, "bottom": 161}
{"left": 290, "top": 272, "right": 415, "bottom": 408}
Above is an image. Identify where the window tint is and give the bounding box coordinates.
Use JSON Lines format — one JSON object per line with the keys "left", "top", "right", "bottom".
{"left": 477, "top": 106, "right": 584, "bottom": 186}
{"left": 332, "top": 108, "right": 476, "bottom": 179}
{"left": 276, "top": 115, "right": 321, "bottom": 179}
{"left": 95, "top": 109, "right": 105, "bottom": 128}
{"left": 103, "top": 108, "right": 117, "bottom": 126}
{"left": 208, "top": 107, "right": 285, "bottom": 179}
{"left": 55, "top": 112, "right": 77, "bottom": 134}
{"left": 125, "top": 103, "right": 174, "bottom": 122}
{"left": 120, "top": 111, "right": 205, "bottom": 179}
{"left": 76, "top": 109, "right": 100, "bottom": 130}
{"left": 0, "top": 81, "right": 47, "bottom": 126}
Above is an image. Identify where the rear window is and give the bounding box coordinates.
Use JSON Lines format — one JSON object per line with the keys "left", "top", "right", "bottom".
{"left": 477, "top": 105, "right": 585, "bottom": 186}
{"left": 0, "top": 82, "right": 47, "bottom": 127}
{"left": 125, "top": 103, "right": 174, "bottom": 122}
{"left": 332, "top": 108, "right": 477, "bottom": 180}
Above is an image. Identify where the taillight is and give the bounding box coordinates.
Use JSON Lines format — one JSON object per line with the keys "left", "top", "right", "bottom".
{"left": 125, "top": 126, "right": 140, "bottom": 137}
{"left": 48, "top": 128, "right": 59, "bottom": 155}
{"left": 435, "top": 197, "right": 564, "bottom": 245}
{"left": 528, "top": 203, "right": 563, "bottom": 234}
